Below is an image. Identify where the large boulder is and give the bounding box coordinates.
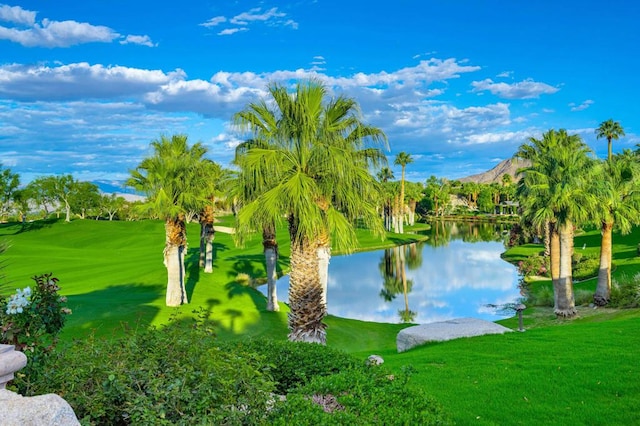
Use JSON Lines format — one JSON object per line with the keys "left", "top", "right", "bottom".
{"left": 0, "top": 389, "right": 80, "bottom": 425}
{"left": 397, "top": 317, "right": 513, "bottom": 352}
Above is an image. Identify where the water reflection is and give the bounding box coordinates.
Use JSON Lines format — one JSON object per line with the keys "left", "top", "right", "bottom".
{"left": 262, "top": 221, "right": 521, "bottom": 324}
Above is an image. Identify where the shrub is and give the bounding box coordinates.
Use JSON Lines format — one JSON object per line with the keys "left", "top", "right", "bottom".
{"left": 267, "top": 366, "right": 450, "bottom": 425}
{"left": 220, "top": 338, "right": 361, "bottom": 394}
{"left": 609, "top": 274, "right": 640, "bottom": 308}
{"left": 0, "top": 273, "right": 71, "bottom": 353}
{"left": 517, "top": 254, "right": 549, "bottom": 277}
{"left": 16, "top": 314, "right": 275, "bottom": 425}
{"left": 524, "top": 284, "right": 554, "bottom": 307}
{"left": 574, "top": 289, "right": 594, "bottom": 306}
{"left": 572, "top": 253, "right": 600, "bottom": 281}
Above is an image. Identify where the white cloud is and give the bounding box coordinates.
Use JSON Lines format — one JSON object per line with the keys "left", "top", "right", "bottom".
{"left": 120, "top": 34, "right": 156, "bottom": 47}
{"left": 471, "top": 78, "right": 559, "bottom": 99}
{"left": 569, "top": 99, "right": 594, "bottom": 111}
{"left": 206, "top": 7, "right": 298, "bottom": 36}
{"left": 231, "top": 7, "right": 285, "bottom": 25}
{"left": 218, "top": 27, "right": 247, "bottom": 36}
{"left": 199, "top": 16, "right": 226, "bottom": 27}
{"left": 0, "top": 5, "right": 155, "bottom": 48}
{"left": 0, "top": 4, "right": 36, "bottom": 25}
{"left": 496, "top": 71, "right": 513, "bottom": 78}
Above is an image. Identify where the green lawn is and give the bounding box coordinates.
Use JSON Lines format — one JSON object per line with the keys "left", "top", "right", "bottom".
{"left": 2, "top": 218, "right": 640, "bottom": 424}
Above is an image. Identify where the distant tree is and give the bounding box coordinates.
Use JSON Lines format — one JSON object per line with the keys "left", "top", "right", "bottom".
{"left": 595, "top": 119, "right": 625, "bottom": 163}
{"left": 501, "top": 173, "right": 513, "bottom": 187}
{"left": 394, "top": 152, "right": 413, "bottom": 233}
{"left": 100, "top": 193, "right": 126, "bottom": 221}
{"left": 68, "top": 181, "right": 100, "bottom": 219}
{"left": 11, "top": 189, "right": 31, "bottom": 223}
{"left": 377, "top": 167, "right": 395, "bottom": 231}
{"left": 25, "top": 177, "right": 56, "bottom": 218}
{"left": 0, "top": 165, "right": 20, "bottom": 220}
{"left": 477, "top": 187, "right": 494, "bottom": 213}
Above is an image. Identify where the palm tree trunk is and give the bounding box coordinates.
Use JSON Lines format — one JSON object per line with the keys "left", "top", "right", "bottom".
{"left": 393, "top": 195, "right": 400, "bottom": 233}
{"left": 549, "top": 222, "right": 560, "bottom": 306}
{"left": 317, "top": 237, "right": 331, "bottom": 307}
{"left": 164, "top": 217, "right": 188, "bottom": 306}
{"left": 556, "top": 221, "right": 576, "bottom": 317}
{"left": 594, "top": 220, "right": 614, "bottom": 306}
{"left": 287, "top": 216, "right": 326, "bottom": 344}
{"left": 543, "top": 220, "right": 551, "bottom": 257}
{"left": 262, "top": 223, "right": 279, "bottom": 312}
{"left": 199, "top": 204, "right": 216, "bottom": 273}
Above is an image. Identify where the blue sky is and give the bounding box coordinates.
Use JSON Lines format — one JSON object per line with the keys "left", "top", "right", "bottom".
{"left": 0, "top": 1, "right": 638, "bottom": 187}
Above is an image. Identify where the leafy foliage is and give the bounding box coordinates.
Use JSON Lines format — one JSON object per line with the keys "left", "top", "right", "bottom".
{"left": 609, "top": 273, "right": 640, "bottom": 308}
{"left": 267, "top": 366, "right": 450, "bottom": 425}
{"left": 16, "top": 315, "right": 276, "bottom": 425}
{"left": 219, "top": 338, "right": 361, "bottom": 394}
{"left": 0, "top": 273, "right": 71, "bottom": 353}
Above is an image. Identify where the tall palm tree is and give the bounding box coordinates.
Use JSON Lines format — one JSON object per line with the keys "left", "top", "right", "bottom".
{"left": 234, "top": 79, "right": 387, "bottom": 343}
{"left": 127, "top": 134, "right": 208, "bottom": 307}
{"left": 394, "top": 152, "right": 413, "bottom": 233}
{"left": 516, "top": 129, "right": 596, "bottom": 317}
{"left": 593, "top": 150, "right": 640, "bottom": 305}
{"left": 596, "top": 119, "right": 625, "bottom": 164}
{"left": 197, "top": 160, "right": 225, "bottom": 274}
{"left": 377, "top": 167, "right": 395, "bottom": 231}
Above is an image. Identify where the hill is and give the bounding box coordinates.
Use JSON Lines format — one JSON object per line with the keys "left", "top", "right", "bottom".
{"left": 459, "top": 157, "right": 530, "bottom": 184}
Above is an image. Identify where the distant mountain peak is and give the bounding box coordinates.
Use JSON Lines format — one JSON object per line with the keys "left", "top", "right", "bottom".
{"left": 458, "top": 158, "right": 530, "bottom": 184}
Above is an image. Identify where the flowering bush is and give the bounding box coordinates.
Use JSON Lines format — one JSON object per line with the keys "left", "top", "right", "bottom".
{"left": 517, "top": 253, "right": 549, "bottom": 278}
{"left": 0, "top": 273, "right": 71, "bottom": 353}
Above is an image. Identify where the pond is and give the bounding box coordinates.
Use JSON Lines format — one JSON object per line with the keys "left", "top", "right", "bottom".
{"left": 262, "top": 221, "right": 523, "bottom": 324}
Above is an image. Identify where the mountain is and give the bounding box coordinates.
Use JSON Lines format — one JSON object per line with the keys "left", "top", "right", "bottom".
{"left": 458, "top": 158, "right": 530, "bottom": 184}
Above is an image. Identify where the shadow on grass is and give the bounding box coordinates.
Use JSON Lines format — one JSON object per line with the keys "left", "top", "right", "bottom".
{"left": 0, "top": 217, "right": 60, "bottom": 236}
{"left": 63, "top": 282, "right": 164, "bottom": 339}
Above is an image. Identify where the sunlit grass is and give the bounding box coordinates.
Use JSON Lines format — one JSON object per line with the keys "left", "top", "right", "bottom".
{"left": 1, "top": 218, "right": 640, "bottom": 424}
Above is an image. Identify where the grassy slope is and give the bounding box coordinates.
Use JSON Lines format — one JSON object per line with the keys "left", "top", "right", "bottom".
{"left": 2, "top": 219, "right": 640, "bottom": 424}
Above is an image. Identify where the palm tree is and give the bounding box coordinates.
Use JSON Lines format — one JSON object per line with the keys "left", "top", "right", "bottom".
{"left": 234, "top": 79, "right": 387, "bottom": 343}
{"left": 377, "top": 167, "right": 395, "bottom": 231}
{"left": 593, "top": 150, "right": 640, "bottom": 305}
{"left": 127, "top": 134, "right": 208, "bottom": 307}
{"left": 197, "top": 160, "right": 226, "bottom": 274}
{"left": 596, "top": 119, "right": 625, "bottom": 164}
{"left": 516, "top": 129, "right": 596, "bottom": 317}
{"left": 394, "top": 152, "right": 413, "bottom": 233}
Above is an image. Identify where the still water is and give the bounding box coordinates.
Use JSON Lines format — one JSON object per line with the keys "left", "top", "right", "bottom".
{"left": 264, "top": 221, "right": 522, "bottom": 324}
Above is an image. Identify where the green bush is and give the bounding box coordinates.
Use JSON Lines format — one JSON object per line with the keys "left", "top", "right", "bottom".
{"left": 610, "top": 274, "right": 640, "bottom": 308}
{"left": 220, "top": 338, "right": 361, "bottom": 394}
{"left": 572, "top": 253, "right": 600, "bottom": 281}
{"left": 267, "top": 366, "right": 450, "bottom": 425}
{"left": 15, "top": 315, "right": 275, "bottom": 425}
{"left": 525, "top": 284, "right": 555, "bottom": 307}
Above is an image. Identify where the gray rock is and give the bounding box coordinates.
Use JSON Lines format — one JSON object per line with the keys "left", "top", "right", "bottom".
{"left": 397, "top": 317, "right": 513, "bottom": 352}
{"left": 366, "top": 354, "right": 384, "bottom": 366}
{"left": 0, "top": 389, "right": 80, "bottom": 426}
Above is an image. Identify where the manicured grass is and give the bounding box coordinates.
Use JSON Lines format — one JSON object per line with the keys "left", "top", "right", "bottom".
{"left": 2, "top": 218, "right": 640, "bottom": 424}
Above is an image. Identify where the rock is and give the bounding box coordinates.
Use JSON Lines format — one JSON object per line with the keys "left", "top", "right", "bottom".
{"left": 0, "top": 389, "right": 80, "bottom": 426}
{"left": 0, "top": 345, "right": 27, "bottom": 390}
{"left": 366, "top": 354, "right": 384, "bottom": 366}
{"left": 397, "top": 317, "right": 513, "bottom": 353}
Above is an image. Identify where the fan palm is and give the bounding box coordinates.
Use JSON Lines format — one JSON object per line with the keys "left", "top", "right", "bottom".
{"left": 234, "top": 79, "right": 387, "bottom": 343}
{"left": 595, "top": 119, "right": 625, "bottom": 163}
{"left": 516, "top": 129, "right": 596, "bottom": 317}
{"left": 394, "top": 152, "right": 413, "bottom": 233}
{"left": 127, "top": 134, "right": 208, "bottom": 306}
{"left": 593, "top": 150, "right": 640, "bottom": 305}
